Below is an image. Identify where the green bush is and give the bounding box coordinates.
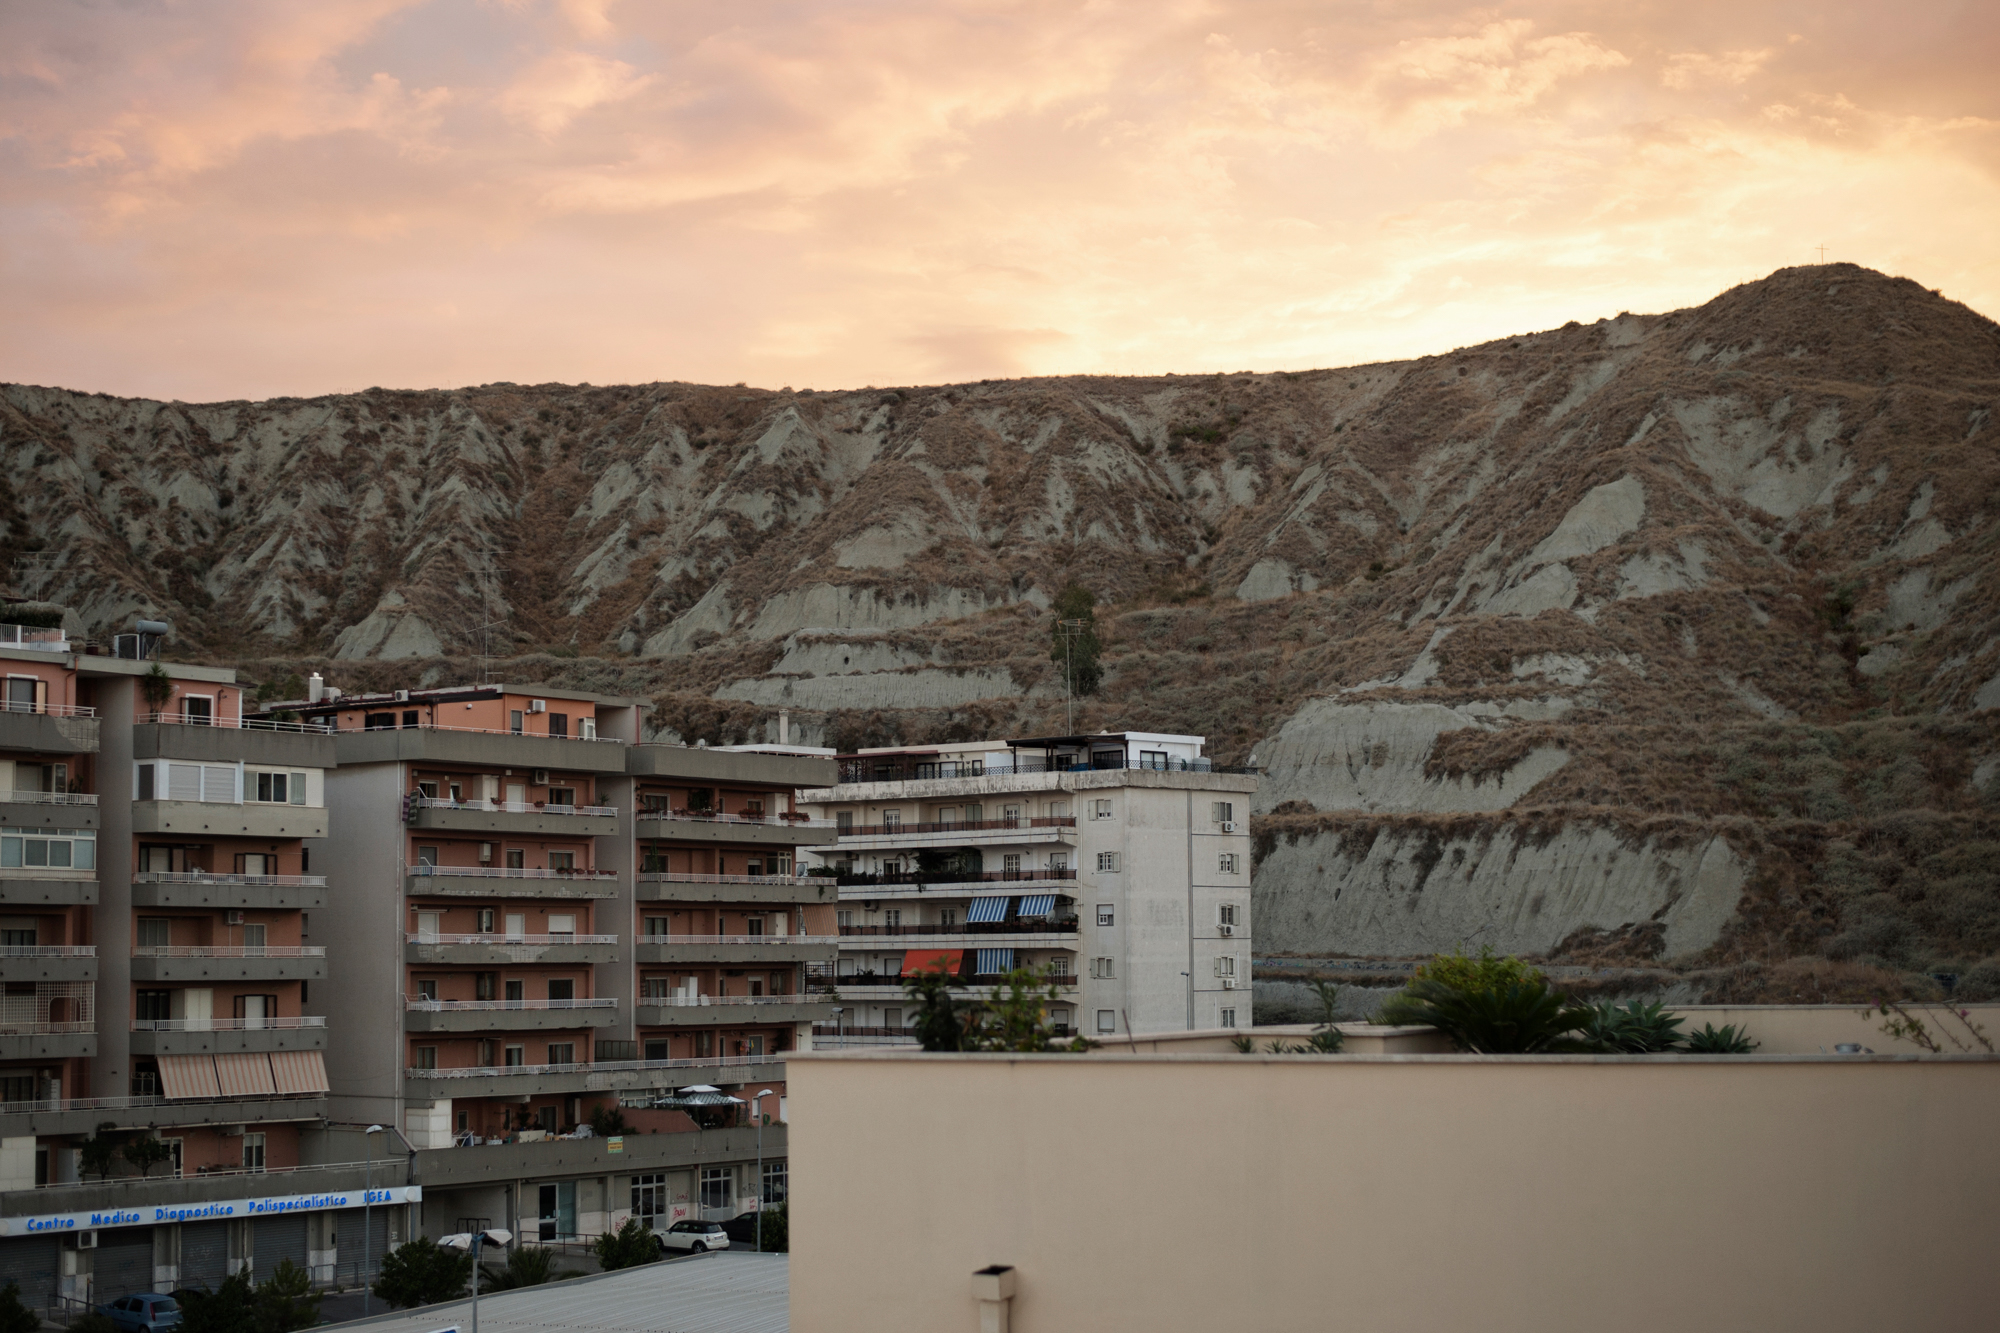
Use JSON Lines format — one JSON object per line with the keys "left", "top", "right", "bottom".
{"left": 0, "top": 1282, "right": 37, "bottom": 1333}
{"left": 1684, "top": 1022, "right": 1760, "bottom": 1054}
{"left": 178, "top": 1270, "right": 256, "bottom": 1333}
{"left": 757, "top": 1202, "right": 788, "bottom": 1253}
{"left": 372, "top": 1237, "right": 472, "bottom": 1309}
{"left": 1583, "top": 999, "right": 1687, "bottom": 1053}
{"left": 591, "top": 1218, "right": 659, "bottom": 1272}
{"left": 255, "top": 1258, "right": 322, "bottom": 1333}
{"left": 1379, "top": 977, "right": 1594, "bottom": 1054}
{"left": 1411, "top": 946, "right": 1545, "bottom": 994}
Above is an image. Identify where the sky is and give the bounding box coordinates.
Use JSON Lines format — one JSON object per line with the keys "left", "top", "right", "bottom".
{"left": 2, "top": 0, "right": 1996, "bottom": 402}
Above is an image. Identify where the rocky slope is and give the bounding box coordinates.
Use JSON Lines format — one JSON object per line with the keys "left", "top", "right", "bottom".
{"left": 5, "top": 264, "right": 1999, "bottom": 1002}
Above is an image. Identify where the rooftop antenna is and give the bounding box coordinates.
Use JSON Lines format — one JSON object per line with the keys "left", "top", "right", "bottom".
{"left": 1055, "top": 618, "right": 1090, "bottom": 734}
{"left": 1816, "top": 244, "right": 1828, "bottom": 264}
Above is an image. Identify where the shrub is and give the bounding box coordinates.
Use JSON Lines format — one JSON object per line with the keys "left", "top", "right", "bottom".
{"left": 1229, "top": 1035, "right": 1256, "bottom": 1053}
{"left": 255, "top": 1258, "right": 322, "bottom": 1333}
{"left": 1301, "top": 1028, "right": 1345, "bottom": 1054}
{"left": 758, "top": 1202, "right": 788, "bottom": 1253}
{"left": 0, "top": 1282, "right": 37, "bottom": 1333}
{"left": 178, "top": 1270, "right": 256, "bottom": 1333}
{"left": 121, "top": 1134, "right": 174, "bottom": 1177}
{"left": 587, "top": 1103, "right": 629, "bottom": 1137}
{"left": 1412, "top": 946, "right": 1545, "bottom": 994}
{"left": 1684, "top": 1023, "right": 1759, "bottom": 1054}
{"left": 1583, "top": 999, "right": 1686, "bottom": 1053}
{"left": 1379, "top": 978, "right": 1595, "bottom": 1054}
{"left": 591, "top": 1218, "right": 659, "bottom": 1272}
{"left": 69, "top": 1316, "right": 118, "bottom": 1333}
{"left": 372, "top": 1237, "right": 472, "bottom": 1308}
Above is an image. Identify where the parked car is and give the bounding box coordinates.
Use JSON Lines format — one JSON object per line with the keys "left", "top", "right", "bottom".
{"left": 655, "top": 1220, "right": 731, "bottom": 1254}
{"left": 104, "top": 1294, "right": 181, "bottom": 1333}
{"left": 719, "top": 1212, "right": 760, "bottom": 1244}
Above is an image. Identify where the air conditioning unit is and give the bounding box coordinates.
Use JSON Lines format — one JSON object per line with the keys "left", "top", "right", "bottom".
{"left": 1221, "top": 977, "right": 1236, "bottom": 989}
{"left": 532, "top": 769, "right": 550, "bottom": 785}
{"left": 1220, "top": 821, "right": 1237, "bottom": 833}
{"left": 393, "top": 690, "right": 410, "bottom": 703}
{"left": 66, "top": 1231, "right": 96, "bottom": 1250}
{"left": 1218, "top": 924, "right": 1233, "bottom": 937}
{"left": 528, "top": 700, "right": 547, "bottom": 714}
{"left": 226, "top": 910, "right": 246, "bottom": 925}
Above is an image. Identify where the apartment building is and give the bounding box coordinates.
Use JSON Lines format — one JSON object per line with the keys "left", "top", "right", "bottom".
{"left": 275, "top": 682, "right": 835, "bottom": 1245}
{"left": 799, "top": 732, "right": 1257, "bottom": 1040}
{"left": 0, "top": 622, "right": 408, "bottom": 1313}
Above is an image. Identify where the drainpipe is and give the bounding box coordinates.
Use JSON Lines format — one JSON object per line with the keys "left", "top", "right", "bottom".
{"left": 971, "top": 1265, "right": 1016, "bottom": 1333}
{"left": 778, "top": 709, "right": 790, "bottom": 745}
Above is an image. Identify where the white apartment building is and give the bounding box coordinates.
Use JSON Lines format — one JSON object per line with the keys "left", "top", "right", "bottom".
{"left": 798, "top": 732, "right": 1257, "bottom": 1039}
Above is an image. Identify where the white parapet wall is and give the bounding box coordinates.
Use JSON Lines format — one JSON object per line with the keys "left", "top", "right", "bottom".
{"left": 789, "top": 1048, "right": 2000, "bottom": 1333}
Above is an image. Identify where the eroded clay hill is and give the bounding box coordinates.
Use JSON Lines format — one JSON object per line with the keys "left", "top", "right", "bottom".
{"left": 5, "top": 264, "right": 1999, "bottom": 1001}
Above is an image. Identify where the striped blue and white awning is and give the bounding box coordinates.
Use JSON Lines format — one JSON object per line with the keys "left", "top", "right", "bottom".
{"left": 966, "top": 896, "right": 1012, "bottom": 923}
{"left": 975, "top": 948, "right": 1015, "bottom": 975}
{"left": 1015, "top": 894, "right": 1056, "bottom": 917}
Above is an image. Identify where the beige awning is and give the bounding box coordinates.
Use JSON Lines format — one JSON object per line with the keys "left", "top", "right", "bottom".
{"left": 269, "top": 1049, "right": 329, "bottom": 1095}
{"left": 213, "top": 1052, "right": 277, "bottom": 1098}
{"left": 157, "top": 1054, "right": 221, "bottom": 1100}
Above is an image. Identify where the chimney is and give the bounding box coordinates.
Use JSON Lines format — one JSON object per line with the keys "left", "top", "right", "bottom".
{"left": 779, "top": 708, "right": 791, "bottom": 746}
{"left": 307, "top": 672, "right": 325, "bottom": 704}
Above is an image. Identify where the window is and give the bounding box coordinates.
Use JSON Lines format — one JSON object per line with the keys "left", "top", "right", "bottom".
{"left": 251, "top": 772, "right": 292, "bottom": 803}
{"left": 939, "top": 908, "right": 957, "bottom": 929}
{"left": 136, "top": 918, "right": 170, "bottom": 948}
{"left": 416, "top": 845, "right": 439, "bottom": 868}
{"left": 475, "top": 972, "right": 496, "bottom": 1001}
{"left": 644, "top": 1039, "right": 670, "bottom": 1060}
{"left": 503, "top": 1045, "right": 525, "bottom": 1066}
{"left": 241, "top": 1133, "right": 265, "bottom": 1172}
{"left": 936, "top": 806, "right": 958, "bottom": 826}
{"left": 510, "top": 710, "right": 524, "bottom": 735}
{"left": 417, "top": 979, "right": 438, "bottom": 1001}
{"left": 762, "top": 1161, "right": 789, "bottom": 1204}
{"left": 645, "top": 917, "right": 670, "bottom": 937}
{"left": 1003, "top": 854, "right": 1021, "bottom": 874}
{"left": 1090, "top": 957, "right": 1115, "bottom": 979}
{"left": 183, "top": 696, "right": 214, "bottom": 726}
{"left": 881, "top": 810, "right": 901, "bottom": 829}
{"left": 547, "top": 788, "right": 576, "bottom": 808}
{"left": 1096, "top": 904, "right": 1114, "bottom": 927}
{"left": 1220, "top": 1008, "right": 1237, "bottom": 1028}
{"left": 416, "top": 1047, "right": 438, "bottom": 1070}
{"left": 505, "top": 849, "right": 525, "bottom": 870}
{"left": 632, "top": 1174, "right": 669, "bottom": 1226}
{"left": 548, "top": 914, "right": 576, "bottom": 937}
{"left": 548, "top": 851, "right": 575, "bottom": 871}
{"left": 1048, "top": 853, "right": 1068, "bottom": 871}
{"left": 548, "top": 979, "right": 575, "bottom": 1002}
{"left": 402, "top": 710, "right": 418, "bottom": 728}
{"left": 0, "top": 830, "right": 96, "bottom": 870}
{"left": 1096, "top": 1009, "right": 1116, "bottom": 1034}
{"left": 417, "top": 781, "right": 439, "bottom": 799}
{"left": 1095, "top": 851, "right": 1119, "bottom": 872}
{"left": 1140, "top": 750, "right": 1168, "bottom": 769}
{"left": 547, "top": 1042, "right": 576, "bottom": 1065}
{"left": 1093, "top": 799, "right": 1113, "bottom": 820}
{"left": 700, "top": 1167, "right": 734, "bottom": 1210}
{"left": 746, "top": 915, "right": 765, "bottom": 936}
{"left": 0, "top": 930, "right": 30, "bottom": 949}
{"left": 835, "top": 910, "right": 853, "bottom": 928}
{"left": 836, "top": 811, "right": 853, "bottom": 832}
{"left": 1212, "top": 801, "right": 1235, "bottom": 823}
{"left": 1047, "top": 955, "right": 1070, "bottom": 977}
{"left": 1219, "top": 853, "right": 1240, "bottom": 874}
{"left": 548, "top": 713, "right": 568, "bottom": 737}
{"left": 241, "top": 923, "right": 267, "bottom": 950}
{"left": 476, "top": 909, "right": 495, "bottom": 933}
{"left": 135, "top": 990, "right": 171, "bottom": 1022}
{"left": 365, "top": 712, "right": 395, "bottom": 731}
{"left": 883, "top": 1007, "right": 902, "bottom": 1028}
{"left": 883, "top": 909, "right": 901, "bottom": 929}
{"left": 1002, "top": 804, "right": 1021, "bottom": 822}
{"left": 506, "top": 979, "right": 524, "bottom": 1001}
{"left": 1216, "top": 957, "right": 1236, "bottom": 978}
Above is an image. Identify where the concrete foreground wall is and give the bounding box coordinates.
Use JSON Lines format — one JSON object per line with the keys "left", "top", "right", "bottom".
{"left": 789, "top": 1050, "right": 1999, "bottom": 1333}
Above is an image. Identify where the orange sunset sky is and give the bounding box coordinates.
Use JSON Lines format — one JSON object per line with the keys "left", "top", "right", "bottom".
{"left": 3, "top": 1, "right": 1996, "bottom": 401}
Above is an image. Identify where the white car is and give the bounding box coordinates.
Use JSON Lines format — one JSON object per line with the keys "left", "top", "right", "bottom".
{"left": 656, "top": 1220, "right": 731, "bottom": 1253}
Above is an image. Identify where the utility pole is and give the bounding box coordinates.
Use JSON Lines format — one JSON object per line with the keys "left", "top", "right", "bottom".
{"left": 1055, "top": 619, "right": 1089, "bottom": 733}
{"left": 1816, "top": 244, "right": 1828, "bottom": 264}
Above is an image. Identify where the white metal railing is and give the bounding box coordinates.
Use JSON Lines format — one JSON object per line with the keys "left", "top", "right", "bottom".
{"left": 638, "top": 809, "right": 835, "bottom": 828}
{"left": 24, "top": 1157, "right": 383, "bottom": 1196}
{"left": 0, "top": 791, "right": 98, "bottom": 806}
{"left": 132, "top": 946, "right": 325, "bottom": 959}
{"left": 0, "top": 1022, "right": 93, "bottom": 1035}
{"left": 130, "top": 1016, "right": 326, "bottom": 1031}
{"left": 413, "top": 796, "right": 617, "bottom": 818}
{"left": 406, "top": 1053, "right": 786, "bottom": 1080}
{"left": 1, "top": 701, "right": 91, "bottom": 717}
{"left": 639, "top": 994, "right": 821, "bottom": 1007}
{"left": 404, "top": 998, "right": 618, "bottom": 1011}
{"left": 0, "top": 946, "right": 94, "bottom": 958}
{"left": 0, "top": 626, "right": 69, "bottom": 653}
{"left": 0, "top": 1090, "right": 323, "bottom": 1117}
{"left": 636, "top": 872, "right": 814, "bottom": 885}
{"left": 406, "top": 933, "right": 619, "bottom": 946}
{"left": 354, "top": 720, "right": 623, "bottom": 743}
{"left": 134, "top": 870, "right": 327, "bottom": 888}
{"left": 407, "top": 864, "right": 618, "bottom": 881}
{"left": 638, "top": 934, "right": 838, "bottom": 946}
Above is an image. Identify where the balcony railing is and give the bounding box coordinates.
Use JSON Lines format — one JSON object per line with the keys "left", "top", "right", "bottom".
{"left": 408, "top": 864, "right": 619, "bottom": 881}
{"left": 837, "top": 920, "right": 1079, "bottom": 937}
{"left": 810, "top": 1025, "right": 918, "bottom": 1039}
{"left": 0, "top": 1021, "right": 93, "bottom": 1035}
{"left": 830, "top": 869, "right": 1078, "bottom": 887}
{"left": 0, "top": 946, "right": 95, "bottom": 958}
{"left": 636, "top": 872, "right": 815, "bottom": 886}
{"left": 132, "top": 946, "right": 325, "bottom": 958}
{"left": 131, "top": 1016, "right": 326, "bottom": 1031}
{"left": 0, "top": 627, "right": 70, "bottom": 654}
{"left": 134, "top": 870, "right": 328, "bottom": 888}
{"left": 0, "top": 1091, "right": 323, "bottom": 1116}
{"left": 0, "top": 791, "right": 98, "bottom": 806}
{"left": 407, "top": 933, "right": 619, "bottom": 946}
{"left": 404, "top": 998, "right": 618, "bottom": 1012}
{"left": 412, "top": 796, "right": 618, "bottom": 818}
{"left": 835, "top": 816, "right": 1077, "bottom": 838}
{"left": 136, "top": 710, "right": 303, "bottom": 732}
{"left": 638, "top": 810, "right": 836, "bottom": 828}
{"left": 163, "top": 712, "right": 626, "bottom": 743}
{"left": 21, "top": 1156, "right": 384, "bottom": 1196}
{"left": 837, "top": 972, "right": 1077, "bottom": 989}
{"left": 837, "top": 755, "right": 1242, "bottom": 782}
{"left": 640, "top": 934, "right": 839, "bottom": 946}
{"left": 405, "top": 1052, "right": 787, "bottom": 1080}
{"left": 641, "top": 994, "right": 818, "bottom": 1008}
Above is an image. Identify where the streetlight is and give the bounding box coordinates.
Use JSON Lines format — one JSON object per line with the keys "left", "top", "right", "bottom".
{"left": 749, "top": 1088, "right": 776, "bottom": 1253}
{"left": 362, "top": 1125, "right": 385, "bottom": 1314}
{"left": 439, "top": 1228, "right": 512, "bottom": 1333}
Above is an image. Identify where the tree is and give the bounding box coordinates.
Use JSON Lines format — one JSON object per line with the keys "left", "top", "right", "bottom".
{"left": 591, "top": 1219, "right": 659, "bottom": 1272}
{"left": 587, "top": 1103, "right": 630, "bottom": 1137}
{"left": 77, "top": 1123, "right": 123, "bottom": 1180}
{"left": 904, "top": 961, "right": 973, "bottom": 1051}
{"left": 178, "top": 1270, "right": 256, "bottom": 1333}
{"left": 253, "top": 1259, "right": 322, "bottom": 1333}
{"left": 974, "top": 968, "right": 1068, "bottom": 1053}
{"left": 141, "top": 663, "right": 174, "bottom": 711}
{"left": 757, "top": 1202, "right": 788, "bottom": 1253}
{"left": 121, "top": 1134, "right": 174, "bottom": 1177}
{"left": 1048, "top": 584, "right": 1102, "bottom": 697}
{"left": 0, "top": 1281, "right": 41, "bottom": 1333}
{"left": 372, "top": 1236, "right": 472, "bottom": 1309}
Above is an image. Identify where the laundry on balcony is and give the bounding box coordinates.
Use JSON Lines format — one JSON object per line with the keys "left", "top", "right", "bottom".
{"left": 965, "top": 896, "right": 1013, "bottom": 924}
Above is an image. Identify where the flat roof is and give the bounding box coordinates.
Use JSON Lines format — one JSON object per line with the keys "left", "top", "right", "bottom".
{"left": 322, "top": 1250, "right": 786, "bottom": 1333}
{"left": 264, "top": 682, "right": 649, "bottom": 715}
{"left": 1006, "top": 731, "right": 1205, "bottom": 747}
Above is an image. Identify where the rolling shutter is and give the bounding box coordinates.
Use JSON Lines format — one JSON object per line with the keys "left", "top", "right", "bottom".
{"left": 254, "top": 1215, "right": 308, "bottom": 1277}
{"left": 92, "top": 1230, "right": 154, "bottom": 1299}
{"left": 0, "top": 1236, "right": 60, "bottom": 1311}
{"left": 180, "top": 1222, "right": 229, "bottom": 1290}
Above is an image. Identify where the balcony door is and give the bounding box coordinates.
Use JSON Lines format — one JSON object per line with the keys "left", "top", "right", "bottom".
{"left": 416, "top": 911, "right": 442, "bottom": 942}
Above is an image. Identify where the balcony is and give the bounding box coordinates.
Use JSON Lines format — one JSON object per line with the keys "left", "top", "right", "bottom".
{"left": 838, "top": 920, "right": 1080, "bottom": 945}
{"left": 129, "top": 1016, "right": 327, "bottom": 1056}
{"left": 131, "top": 870, "right": 327, "bottom": 911}
{"left": 636, "top": 995, "right": 837, "bottom": 1027}
{"left": 836, "top": 972, "right": 1080, "bottom": 999}
{"left": 129, "top": 946, "right": 327, "bottom": 983}
{"left": 0, "top": 984, "right": 95, "bottom": 1059}
{"left": 403, "top": 998, "right": 620, "bottom": 1033}
{"left": 415, "top": 1123, "right": 785, "bottom": 1191}
{"left": 332, "top": 722, "right": 630, "bottom": 774}
{"left": 130, "top": 800, "right": 329, "bottom": 839}
{"left": 0, "top": 1090, "right": 328, "bottom": 1139}
{"left": 405, "top": 934, "right": 621, "bottom": 966}
{"left": 0, "top": 1155, "right": 409, "bottom": 1220}
{"left": 0, "top": 790, "right": 101, "bottom": 832}
{"left": 403, "top": 1052, "right": 786, "bottom": 1101}
{"left": 405, "top": 865, "right": 621, "bottom": 900}
{"left": 0, "top": 871, "right": 97, "bottom": 906}
{"left": 634, "top": 810, "right": 838, "bottom": 848}
{"left": 635, "top": 935, "right": 840, "bottom": 966}
{"left": 408, "top": 796, "right": 618, "bottom": 837}
{"left": 0, "top": 1023, "right": 95, "bottom": 1061}
{"left": 829, "top": 816, "right": 1077, "bottom": 852}
{"left": 0, "top": 704, "right": 98, "bottom": 755}
{"left": 0, "top": 945, "right": 96, "bottom": 984}
{"left": 833, "top": 869, "right": 1078, "bottom": 890}
{"left": 134, "top": 715, "right": 338, "bottom": 768}
{"left": 636, "top": 873, "right": 836, "bottom": 905}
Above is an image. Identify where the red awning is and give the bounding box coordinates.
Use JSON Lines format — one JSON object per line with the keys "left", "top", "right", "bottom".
{"left": 214, "top": 1053, "right": 277, "bottom": 1098}
{"left": 899, "top": 949, "right": 965, "bottom": 976}
{"left": 269, "top": 1050, "right": 330, "bottom": 1095}
{"left": 158, "top": 1055, "right": 221, "bottom": 1100}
